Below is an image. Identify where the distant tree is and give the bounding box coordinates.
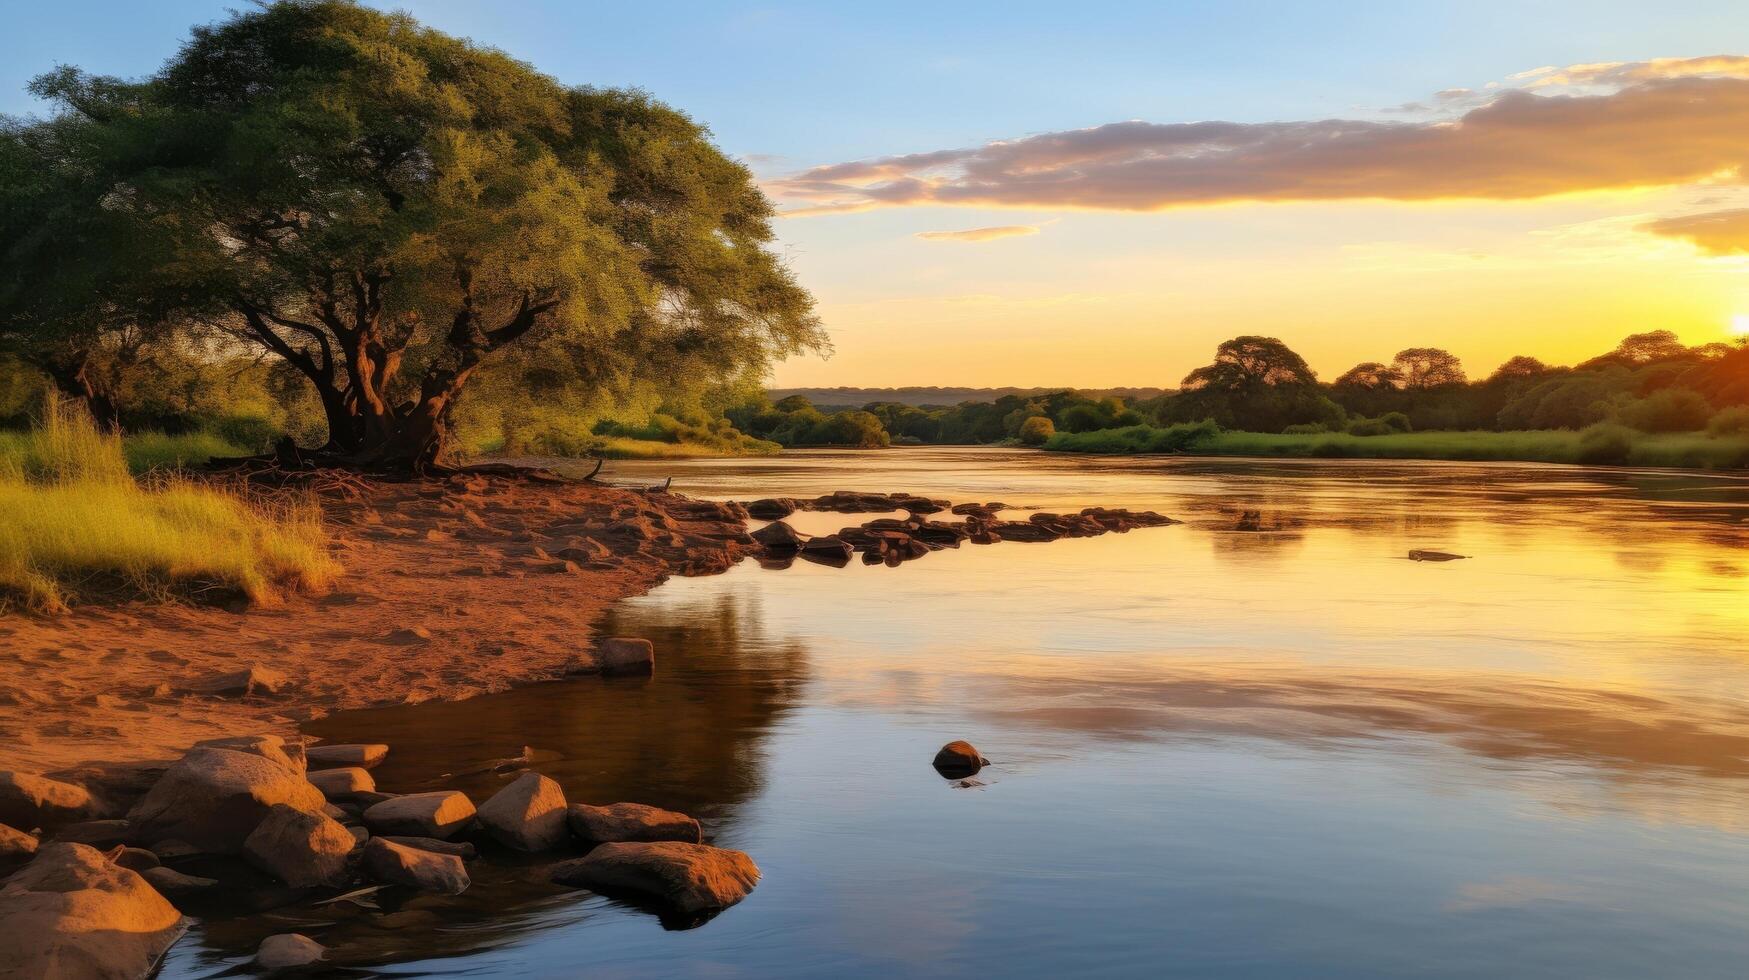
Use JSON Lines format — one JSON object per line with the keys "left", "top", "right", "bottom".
{"left": 1391, "top": 348, "right": 1467, "bottom": 388}
{"left": 15, "top": 1, "right": 822, "bottom": 468}
{"left": 1181, "top": 336, "right": 1319, "bottom": 390}
{"left": 1619, "top": 388, "right": 1713, "bottom": 432}
{"left": 1583, "top": 330, "right": 1689, "bottom": 368}
{"left": 1018, "top": 415, "right": 1055, "bottom": 445}
{"left": 1486, "top": 355, "right": 1552, "bottom": 382}
{"left": 1334, "top": 362, "right": 1405, "bottom": 389}
{"left": 1170, "top": 336, "right": 1340, "bottom": 432}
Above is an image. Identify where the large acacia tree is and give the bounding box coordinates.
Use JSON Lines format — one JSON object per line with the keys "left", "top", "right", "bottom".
{"left": 20, "top": 0, "right": 821, "bottom": 467}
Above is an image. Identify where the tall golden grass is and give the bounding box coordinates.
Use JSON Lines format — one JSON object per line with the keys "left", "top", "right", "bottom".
{"left": 0, "top": 401, "right": 338, "bottom": 614}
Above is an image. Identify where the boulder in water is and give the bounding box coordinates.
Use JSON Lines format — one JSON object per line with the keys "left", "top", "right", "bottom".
{"left": 550, "top": 841, "right": 759, "bottom": 915}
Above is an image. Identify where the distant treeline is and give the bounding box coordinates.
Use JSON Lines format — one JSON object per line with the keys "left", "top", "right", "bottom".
{"left": 728, "top": 331, "right": 1749, "bottom": 455}
{"left": 769, "top": 386, "right": 1169, "bottom": 409}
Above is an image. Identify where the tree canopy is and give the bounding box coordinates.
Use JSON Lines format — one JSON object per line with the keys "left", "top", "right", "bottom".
{"left": 2, "top": 0, "right": 821, "bottom": 467}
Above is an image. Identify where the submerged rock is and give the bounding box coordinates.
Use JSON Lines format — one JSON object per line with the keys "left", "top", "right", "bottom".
{"left": 751, "top": 520, "right": 807, "bottom": 551}
{"left": 744, "top": 498, "right": 798, "bottom": 520}
{"left": 798, "top": 534, "right": 854, "bottom": 561}
{"left": 1408, "top": 549, "right": 1468, "bottom": 562}
{"left": 305, "top": 744, "right": 389, "bottom": 771}
{"left": 362, "top": 838, "right": 470, "bottom": 894}
{"left": 362, "top": 791, "right": 475, "bottom": 840}
{"left": 256, "top": 933, "right": 326, "bottom": 971}
{"left": 0, "top": 772, "right": 97, "bottom": 832}
{"left": 597, "top": 637, "right": 655, "bottom": 676}
{"left": 567, "top": 803, "right": 701, "bottom": 845}
{"left": 476, "top": 772, "right": 568, "bottom": 852}
{"left": 127, "top": 747, "right": 326, "bottom": 854}
{"left": 242, "top": 804, "right": 355, "bottom": 888}
{"left": 932, "top": 740, "right": 989, "bottom": 778}
{"left": 0, "top": 842, "right": 186, "bottom": 980}
{"left": 550, "top": 841, "right": 759, "bottom": 915}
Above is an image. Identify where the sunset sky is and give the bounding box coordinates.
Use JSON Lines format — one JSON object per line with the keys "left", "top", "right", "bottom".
{"left": 7, "top": 1, "right": 1749, "bottom": 387}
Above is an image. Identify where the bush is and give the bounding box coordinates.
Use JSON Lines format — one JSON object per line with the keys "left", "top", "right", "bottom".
{"left": 1619, "top": 389, "right": 1713, "bottom": 433}
{"left": 1018, "top": 416, "right": 1055, "bottom": 445}
{"left": 1045, "top": 420, "right": 1220, "bottom": 454}
{"left": 207, "top": 413, "right": 282, "bottom": 453}
{"left": 1706, "top": 405, "right": 1749, "bottom": 436}
{"left": 1576, "top": 423, "right": 1635, "bottom": 466}
{"left": 1282, "top": 423, "right": 1329, "bottom": 435}
{"left": 1344, "top": 412, "right": 1413, "bottom": 436}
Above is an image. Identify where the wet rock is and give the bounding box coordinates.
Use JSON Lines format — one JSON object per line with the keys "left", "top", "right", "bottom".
{"left": 932, "top": 740, "right": 989, "bottom": 778}
{"left": 361, "top": 791, "right": 475, "bottom": 840}
{"left": 380, "top": 836, "right": 476, "bottom": 859}
{"left": 0, "top": 772, "right": 97, "bottom": 832}
{"left": 243, "top": 804, "right": 355, "bottom": 888}
{"left": 598, "top": 637, "right": 655, "bottom": 676}
{"left": 361, "top": 838, "right": 470, "bottom": 895}
{"left": 140, "top": 866, "right": 217, "bottom": 896}
{"left": 308, "top": 767, "right": 376, "bottom": 800}
{"left": 798, "top": 534, "right": 854, "bottom": 561}
{"left": 191, "top": 734, "right": 306, "bottom": 774}
{"left": 0, "top": 822, "right": 37, "bottom": 861}
{"left": 744, "top": 498, "right": 798, "bottom": 520}
{"left": 147, "top": 840, "right": 200, "bottom": 860}
{"left": 988, "top": 520, "right": 1061, "bottom": 543}
{"left": 751, "top": 520, "right": 807, "bottom": 551}
{"left": 0, "top": 842, "right": 186, "bottom": 980}
{"left": 567, "top": 803, "right": 702, "bottom": 845}
{"left": 103, "top": 846, "right": 159, "bottom": 872}
{"left": 256, "top": 933, "right": 326, "bottom": 971}
{"left": 551, "top": 841, "right": 759, "bottom": 915}
{"left": 304, "top": 743, "right": 389, "bottom": 771}
{"left": 50, "top": 819, "right": 131, "bottom": 848}
{"left": 126, "top": 746, "right": 326, "bottom": 854}
{"left": 1408, "top": 549, "right": 1467, "bottom": 562}
{"left": 476, "top": 772, "right": 568, "bottom": 852}
{"left": 182, "top": 665, "right": 290, "bottom": 698}
{"left": 352, "top": 790, "right": 401, "bottom": 808}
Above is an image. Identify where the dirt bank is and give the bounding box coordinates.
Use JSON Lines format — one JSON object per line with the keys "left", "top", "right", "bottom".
{"left": 0, "top": 472, "right": 754, "bottom": 772}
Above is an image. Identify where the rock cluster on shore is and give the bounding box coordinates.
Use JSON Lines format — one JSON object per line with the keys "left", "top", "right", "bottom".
{"left": 0, "top": 727, "right": 759, "bottom": 975}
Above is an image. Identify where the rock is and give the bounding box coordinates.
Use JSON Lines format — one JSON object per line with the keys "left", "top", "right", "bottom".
{"left": 751, "top": 520, "right": 806, "bottom": 551}
{"left": 932, "top": 740, "right": 988, "bottom": 777}
{"left": 103, "top": 846, "right": 159, "bottom": 872}
{"left": 799, "top": 534, "right": 854, "bottom": 561}
{"left": 147, "top": 840, "right": 200, "bottom": 860}
{"left": 744, "top": 497, "right": 797, "bottom": 520}
{"left": 191, "top": 734, "right": 306, "bottom": 774}
{"left": 351, "top": 790, "right": 400, "bottom": 808}
{"left": 182, "top": 665, "right": 290, "bottom": 698}
{"left": 361, "top": 791, "right": 475, "bottom": 840}
{"left": 476, "top": 772, "right": 568, "bottom": 852}
{"left": 567, "top": 803, "right": 701, "bottom": 845}
{"left": 256, "top": 933, "right": 326, "bottom": 971}
{"left": 361, "top": 838, "right": 470, "bottom": 894}
{"left": 0, "top": 823, "right": 37, "bottom": 861}
{"left": 42, "top": 762, "right": 170, "bottom": 818}
{"left": 126, "top": 747, "right": 327, "bottom": 854}
{"left": 0, "top": 772, "right": 96, "bottom": 831}
{"left": 242, "top": 804, "right": 355, "bottom": 888}
{"left": 0, "top": 842, "right": 186, "bottom": 980}
{"left": 50, "top": 820, "right": 131, "bottom": 849}
{"left": 598, "top": 637, "right": 655, "bottom": 676}
{"left": 379, "top": 836, "right": 476, "bottom": 859}
{"left": 308, "top": 767, "right": 376, "bottom": 800}
{"left": 140, "top": 866, "right": 217, "bottom": 895}
{"left": 305, "top": 744, "right": 390, "bottom": 771}
{"left": 551, "top": 841, "right": 759, "bottom": 915}
{"left": 1408, "top": 549, "right": 1467, "bottom": 562}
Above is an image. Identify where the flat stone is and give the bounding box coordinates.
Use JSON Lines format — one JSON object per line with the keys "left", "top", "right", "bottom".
{"left": 256, "top": 933, "right": 326, "bottom": 971}
{"left": 0, "top": 772, "right": 96, "bottom": 831}
{"left": 191, "top": 735, "right": 306, "bottom": 774}
{"left": 361, "top": 838, "right": 470, "bottom": 894}
{"left": 140, "top": 865, "right": 218, "bottom": 895}
{"left": 361, "top": 791, "right": 475, "bottom": 840}
{"left": 476, "top": 772, "right": 568, "bottom": 852}
{"left": 597, "top": 637, "right": 654, "bottom": 676}
{"left": 308, "top": 767, "right": 376, "bottom": 800}
{"left": 567, "top": 803, "right": 701, "bottom": 845}
{"left": 51, "top": 819, "right": 131, "bottom": 848}
{"left": 0, "top": 843, "right": 186, "bottom": 980}
{"left": 305, "top": 744, "right": 389, "bottom": 770}
{"left": 242, "top": 803, "right": 355, "bottom": 888}
{"left": 379, "top": 836, "right": 476, "bottom": 859}
{"left": 182, "top": 666, "right": 291, "bottom": 698}
{"left": 550, "top": 841, "right": 759, "bottom": 915}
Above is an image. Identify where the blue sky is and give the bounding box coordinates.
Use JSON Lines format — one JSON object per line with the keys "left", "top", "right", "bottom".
{"left": 8, "top": 2, "right": 1749, "bottom": 385}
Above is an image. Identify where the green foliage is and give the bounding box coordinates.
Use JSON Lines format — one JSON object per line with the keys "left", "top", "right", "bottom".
{"left": 1618, "top": 388, "right": 1713, "bottom": 433}
{"left": 1576, "top": 423, "right": 1635, "bottom": 465}
{"left": 1045, "top": 420, "right": 1221, "bottom": 454}
{"left": 1018, "top": 416, "right": 1055, "bottom": 445}
{"left": 1344, "top": 411, "right": 1413, "bottom": 436}
{"left": 1708, "top": 406, "right": 1749, "bottom": 436}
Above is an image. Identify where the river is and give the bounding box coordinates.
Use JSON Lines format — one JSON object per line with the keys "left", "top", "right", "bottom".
{"left": 161, "top": 448, "right": 1749, "bottom": 978}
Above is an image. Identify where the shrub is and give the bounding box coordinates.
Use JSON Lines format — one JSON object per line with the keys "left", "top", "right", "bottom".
{"left": 1706, "top": 405, "right": 1749, "bottom": 436}
{"left": 1282, "top": 423, "right": 1329, "bottom": 435}
{"left": 207, "top": 413, "right": 282, "bottom": 452}
{"left": 1576, "top": 423, "right": 1634, "bottom": 466}
{"left": 1619, "top": 389, "right": 1713, "bottom": 433}
{"left": 1018, "top": 416, "right": 1055, "bottom": 445}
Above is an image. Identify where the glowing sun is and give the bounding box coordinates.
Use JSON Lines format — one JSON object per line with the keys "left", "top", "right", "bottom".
{"left": 1734, "top": 314, "right": 1749, "bottom": 337}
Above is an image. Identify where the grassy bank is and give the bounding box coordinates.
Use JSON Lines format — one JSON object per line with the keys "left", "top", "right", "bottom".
{"left": 0, "top": 406, "right": 337, "bottom": 614}
{"left": 1046, "top": 423, "right": 1749, "bottom": 469}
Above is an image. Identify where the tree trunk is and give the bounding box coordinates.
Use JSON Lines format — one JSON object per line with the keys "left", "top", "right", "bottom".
{"left": 43, "top": 354, "right": 121, "bottom": 432}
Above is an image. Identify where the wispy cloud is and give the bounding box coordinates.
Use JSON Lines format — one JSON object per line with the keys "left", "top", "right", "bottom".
{"left": 915, "top": 225, "right": 1041, "bottom": 242}
{"left": 771, "top": 57, "right": 1749, "bottom": 216}
{"left": 1642, "top": 207, "right": 1749, "bottom": 255}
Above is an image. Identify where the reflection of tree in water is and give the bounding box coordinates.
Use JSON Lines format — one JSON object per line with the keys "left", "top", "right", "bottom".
{"left": 189, "top": 587, "right": 810, "bottom": 972}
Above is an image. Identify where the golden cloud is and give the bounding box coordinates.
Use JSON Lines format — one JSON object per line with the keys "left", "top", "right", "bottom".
{"left": 773, "top": 67, "right": 1749, "bottom": 215}
{"left": 1642, "top": 207, "right": 1749, "bottom": 254}
{"left": 915, "top": 225, "right": 1041, "bottom": 242}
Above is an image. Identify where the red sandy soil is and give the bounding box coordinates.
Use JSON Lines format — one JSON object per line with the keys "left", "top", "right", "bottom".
{"left": 0, "top": 473, "right": 754, "bottom": 772}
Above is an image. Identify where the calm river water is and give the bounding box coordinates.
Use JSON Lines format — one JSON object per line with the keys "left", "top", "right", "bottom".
{"left": 163, "top": 448, "right": 1749, "bottom": 978}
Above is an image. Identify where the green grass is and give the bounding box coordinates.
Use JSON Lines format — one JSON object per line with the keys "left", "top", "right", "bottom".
{"left": 1046, "top": 425, "right": 1749, "bottom": 470}
{"left": 0, "top": 428, "right": 250, "bottom": 476}
{"left": 0, "top": 404, "right": 337, "bottom": 614}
